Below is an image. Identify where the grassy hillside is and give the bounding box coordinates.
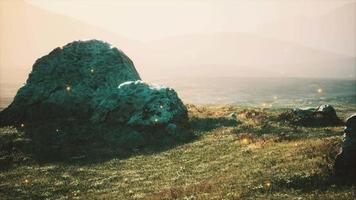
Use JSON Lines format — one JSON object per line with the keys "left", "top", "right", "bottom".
{"left": 1, "top": 104, "right": 355, "bottom": 199}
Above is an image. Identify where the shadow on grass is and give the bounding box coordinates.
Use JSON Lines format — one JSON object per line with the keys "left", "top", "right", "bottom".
{"left": 189, "top": 116, "right": 238, "bottom": 133}
{"left": 1, "top": 116, "right": 238, "bottom": 167}
{"left": 241, "top": 173, "right": 355, "bottom": 199}
{"left": 272, "top": 173, "right": 355, "bottom": 192}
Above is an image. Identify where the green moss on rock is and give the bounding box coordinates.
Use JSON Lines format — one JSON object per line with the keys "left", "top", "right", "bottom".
{"left": 0, "top": 40, "right": 187, "bottom": 127}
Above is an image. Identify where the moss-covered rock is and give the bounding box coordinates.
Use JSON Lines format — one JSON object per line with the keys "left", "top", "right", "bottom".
{"left": 91, "top": 80, "right": 188, "bottom": 126}
{"left": 0, "top": 40, "right": 187, "bottom": 127}
{"left": 0, "top": 40, "right": 140, "bottom": 124}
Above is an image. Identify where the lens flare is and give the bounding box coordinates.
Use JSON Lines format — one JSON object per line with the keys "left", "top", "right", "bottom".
{"left": 264, "top": 180, "right": 272, "bottom": 189}
{"left": 240, "top": 136, "right": 250, "bottom": 145}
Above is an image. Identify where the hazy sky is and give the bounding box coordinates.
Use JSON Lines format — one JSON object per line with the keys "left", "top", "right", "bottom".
{"left": 0, "top": 0, "right": 355, "bottom": 85}
{"left": 26, "top": 0, "right": 353, "bottom": 42}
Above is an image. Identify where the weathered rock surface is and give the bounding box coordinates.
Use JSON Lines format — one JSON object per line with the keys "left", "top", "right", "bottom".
{"left": 0, "top": 40, "right": 187, "bottom": 126}
{"left": 335, "top": 114, "right": 356, "bottom": 178}
{"left": 91, "top": 80, "right": 188, "bottom": 126}
{"left": 279, "top": 104, "right": 342, "bottom": 126}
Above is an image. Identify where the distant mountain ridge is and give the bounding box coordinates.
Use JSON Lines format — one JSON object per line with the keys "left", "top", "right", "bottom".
{"left": 0, "top": 0, "right": 355, "bottom": 84}
{"left": 142, "top": 32, "right": 355, "bottom": 79}
{"left": 255, "top": 2, "right": 356, "bottom": 57}
{"left": 0, "top": 1, "right": 144, "bottom": 84}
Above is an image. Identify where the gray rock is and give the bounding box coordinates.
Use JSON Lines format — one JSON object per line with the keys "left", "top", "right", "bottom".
{"left": 227, "top": 112, "right": 237, "bottom": 119}
{"left": 335, "top": 114, "right": 356, "bottom": 178}
{"left": 317, "top": 105, "right": 336, "bottom": 114}
{"left": 293, "top": 105, "right": 338, "bottom": 120}
{"left": 0, "top": 40, "right": 187, "bottom": 127}
{"left": 292, "top": 107, "right": 315, "bottom": 118}
{"left": 282, "top": 104, "right": 341, "bottom": 126}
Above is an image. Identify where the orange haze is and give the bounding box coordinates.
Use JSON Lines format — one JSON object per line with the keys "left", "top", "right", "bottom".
{"left": 0, "top": 0, "right": 355, "bottom": 86}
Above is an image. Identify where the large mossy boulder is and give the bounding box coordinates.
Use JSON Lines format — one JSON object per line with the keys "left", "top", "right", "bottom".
{"left": 0, "top": 40, "right": 187, "bottom": 127}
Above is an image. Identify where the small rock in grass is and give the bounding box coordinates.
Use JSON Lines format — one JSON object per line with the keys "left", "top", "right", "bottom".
{"left": 280, "top": 104, "right": 342, "bottom": 126}
{"left": 227, "top": 112, "right": 237, "bottom": 119}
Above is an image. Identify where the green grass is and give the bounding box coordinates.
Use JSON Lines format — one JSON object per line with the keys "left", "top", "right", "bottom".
{"left": 1, "top": 104, "right": 356, "bottom": 199}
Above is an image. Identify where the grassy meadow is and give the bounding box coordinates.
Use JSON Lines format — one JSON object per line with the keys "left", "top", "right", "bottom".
{"left": 1, "top": 104, "right": 356, "bottom": 199}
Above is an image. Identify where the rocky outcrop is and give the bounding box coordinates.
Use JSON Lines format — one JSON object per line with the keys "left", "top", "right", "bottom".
{"left": 0, "top": 40, "right": 187, "bottom": 127}
{"left": 91, "top": 80, "right": 188, "bottom": 126}
{"left": 334, "top": 114, "right": 356, "bottom": 179}
{"left": 279, "top": 105, "right": 342, "bottom": 126}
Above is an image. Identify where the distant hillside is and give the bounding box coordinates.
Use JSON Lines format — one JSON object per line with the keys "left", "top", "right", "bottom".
{"left": 142, "top": 33, "right": 355, "bottom": 79}
{"left": 0, "top": 1, "right": 354, "bottom": 83}
{"left": 0, "top": 0, "right": 144, "bottom": 84}
{"left": 256, "top": 2, "right": 356, "bottom": 57}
